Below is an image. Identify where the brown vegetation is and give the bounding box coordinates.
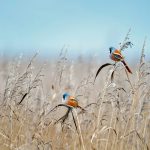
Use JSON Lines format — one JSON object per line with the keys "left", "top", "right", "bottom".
{"left": 0, "top": 40, "right": 150, "bottom": 150}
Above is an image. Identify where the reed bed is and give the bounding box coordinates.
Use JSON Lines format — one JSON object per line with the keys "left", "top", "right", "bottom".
{"left": 0, "top": 45, "right": 149, "bottom": 150}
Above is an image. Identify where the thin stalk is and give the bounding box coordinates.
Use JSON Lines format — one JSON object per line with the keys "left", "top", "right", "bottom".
{"left": 73, "top": 109, "right": 86, "bottom": 150}
{"left": 105, "top": 108, "right": 115, "bottom": 150}
{"left": 91, "top": 69, "right": 113, "bottom": 145}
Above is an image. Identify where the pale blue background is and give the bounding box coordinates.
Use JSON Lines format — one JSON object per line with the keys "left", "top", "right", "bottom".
{"left": 0, "top": 0, "right": 150, "bottom": 60}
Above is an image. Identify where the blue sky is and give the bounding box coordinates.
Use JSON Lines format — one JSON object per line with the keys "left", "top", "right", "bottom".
{"left": 0, "top": 0, "right": 150, "bottom": 60}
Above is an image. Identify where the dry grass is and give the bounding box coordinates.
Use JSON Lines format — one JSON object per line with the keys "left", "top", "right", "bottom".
{"left": 0, "top": 45, "right": 150, "bottom": 150}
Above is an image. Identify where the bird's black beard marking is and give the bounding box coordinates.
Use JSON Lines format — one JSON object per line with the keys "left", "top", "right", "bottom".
{"left": 109, "top": 48, "right": 112, "bottom": 54}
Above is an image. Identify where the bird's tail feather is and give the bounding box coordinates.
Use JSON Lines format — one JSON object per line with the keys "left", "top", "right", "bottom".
{"left": 121, "top": 60, "right": 132, "bottom": 74}
{"left": 77, "top": 105, "right": 86, "bottom": 112}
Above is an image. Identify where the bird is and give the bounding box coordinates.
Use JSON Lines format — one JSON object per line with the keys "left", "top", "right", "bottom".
{"left": 109, "top": 47, "right": 132, "bottom": 74}
{"left": 62, "top": 93, "right": 85, "bottom": 111}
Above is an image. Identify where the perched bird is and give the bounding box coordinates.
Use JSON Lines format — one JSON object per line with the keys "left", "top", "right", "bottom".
{"left": 62, "top": 93, "right": 85, "bottom": 111}
{"left": 109, "top": 47, "right": 132, "bottom": 74}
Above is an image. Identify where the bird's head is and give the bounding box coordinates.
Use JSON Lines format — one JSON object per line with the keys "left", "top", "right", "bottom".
{"left": 62, "top": 92, "right": 70, "bottom": 101}
{"left": 109, "top": 47, "right": 116, "bottom": 54}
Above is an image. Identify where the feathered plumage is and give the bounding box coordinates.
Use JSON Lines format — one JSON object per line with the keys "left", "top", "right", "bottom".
{"left": 109, "top": 47, "right": 132, "bottom": 74}
{"left": 62, "top": 93, "right": 85, "bottom": 111}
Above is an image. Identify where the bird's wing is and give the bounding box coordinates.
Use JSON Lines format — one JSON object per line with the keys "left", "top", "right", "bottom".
{"left": 113, "top": 50, "right": 124, "bottom": 60}
{"left": 69, "top": 96, "right": 78, "bottom": 102}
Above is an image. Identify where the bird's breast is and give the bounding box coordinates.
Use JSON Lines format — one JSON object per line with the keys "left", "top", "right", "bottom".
{"left": 67, "top": 100, "right": 78, "bottom": 107}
